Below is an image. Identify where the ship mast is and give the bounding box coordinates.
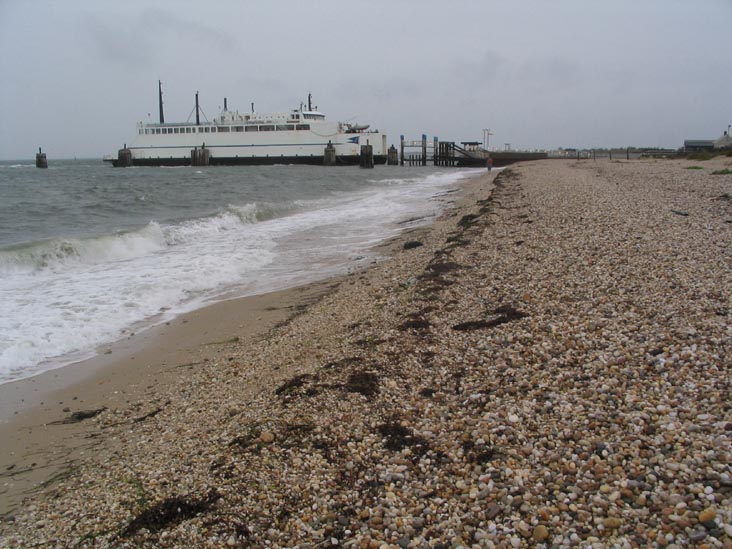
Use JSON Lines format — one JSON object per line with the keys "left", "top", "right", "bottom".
{"left": 158, "top": 80, "right": 165, "bottom": 124}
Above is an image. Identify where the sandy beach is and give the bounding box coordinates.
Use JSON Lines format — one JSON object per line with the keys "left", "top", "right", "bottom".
{"left": 1, "top": 157, "right": 731, "bottom": 547}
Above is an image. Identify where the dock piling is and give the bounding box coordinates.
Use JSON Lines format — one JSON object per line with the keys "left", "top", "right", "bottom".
{"left": 35, "top": 147, "right": 48, "bottom": 169}
{"left": 359, "top": 144, "right": 374, "bottom": 168}
{"left": 116, "top": 145, "right": 133, "bottom": 167}
{"left": 191, "top": 145, "right": 210, "bottom": 166}
{"left": 387, "top": 145, "right": 399, "bottom": 165}
{"left": 323, "top": 141, "right": 337, "bottom": 166}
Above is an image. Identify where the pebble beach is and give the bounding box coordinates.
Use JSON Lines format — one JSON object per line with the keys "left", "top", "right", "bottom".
{"left": 1, "top": 157, "right": 731, "bottom": 547}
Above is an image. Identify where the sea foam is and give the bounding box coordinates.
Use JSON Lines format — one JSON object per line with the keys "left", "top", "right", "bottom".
{"left": 0, "top": 166, "right": 480, "bottom": 383}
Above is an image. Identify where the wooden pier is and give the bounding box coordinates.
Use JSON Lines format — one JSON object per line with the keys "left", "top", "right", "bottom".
{"left": 398, "top": 135, "right": 547, "bottom": 167}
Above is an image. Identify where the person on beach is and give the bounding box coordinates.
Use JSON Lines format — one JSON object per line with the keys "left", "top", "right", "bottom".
{"left": 486, "top": 156, "right": 493, "bottom": 171}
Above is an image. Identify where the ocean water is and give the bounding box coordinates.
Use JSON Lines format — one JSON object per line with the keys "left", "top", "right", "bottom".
{"left": 0, "top": 160, "right": 481, "bottom": 384}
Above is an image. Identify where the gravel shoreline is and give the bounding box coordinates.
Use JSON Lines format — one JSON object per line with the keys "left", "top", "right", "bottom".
{"left": 2, "top": 158, "right": 731, "bottom": 548}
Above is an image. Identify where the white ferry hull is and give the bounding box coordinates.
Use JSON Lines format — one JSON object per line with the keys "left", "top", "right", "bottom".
{"left": 108, "top": 93, "right": 388, "bottom": 167}
{"left": 111, "top": 130, "right": 388, "bottom": 166}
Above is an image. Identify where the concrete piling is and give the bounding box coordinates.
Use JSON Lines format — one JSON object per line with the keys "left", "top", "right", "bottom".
{"left": 35, "top": 147, "right": 48, "bottom": 169}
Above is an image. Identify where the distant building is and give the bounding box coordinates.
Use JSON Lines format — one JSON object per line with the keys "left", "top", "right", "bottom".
{"left": 684, "top": 131, "right": 732, "bottom": 152}
{"left": 684, "top": 139, "right": 715, "bottom": 152}
{"left": 460, "top": 142, "right": 483, "bottom": 152}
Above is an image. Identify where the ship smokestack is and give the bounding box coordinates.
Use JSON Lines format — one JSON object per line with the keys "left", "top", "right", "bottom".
{"left": 308, "top": 93, "right": 312, "bottom": 111}
{"left": 224, "top": 97, "right": 227, "bottom": 111}
{"left": 195, "top": 91, "right": 200, "bottom": 126}
{"left": 158, "top": 80, "right": 165, "bottom": 124}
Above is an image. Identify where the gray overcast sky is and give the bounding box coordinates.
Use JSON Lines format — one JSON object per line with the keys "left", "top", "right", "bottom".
{"left": 1, "top": 0, "right": 730, "bottom": 159}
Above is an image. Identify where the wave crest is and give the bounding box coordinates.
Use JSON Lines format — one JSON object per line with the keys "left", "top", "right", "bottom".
{"left": 0, "top": 201, "right": 289, "bottom": 274}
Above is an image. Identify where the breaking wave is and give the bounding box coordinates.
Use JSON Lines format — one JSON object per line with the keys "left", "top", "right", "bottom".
{"left": 0, "top": 201, "right": 293, "bottom": 274}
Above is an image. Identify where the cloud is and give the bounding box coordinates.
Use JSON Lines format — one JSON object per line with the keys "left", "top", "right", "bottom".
{"left": 81, "top": 10, "right": 238, "bottom": 69}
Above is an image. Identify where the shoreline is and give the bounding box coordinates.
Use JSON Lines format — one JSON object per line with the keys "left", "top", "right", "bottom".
{"left": 0, "top": 279, "right": 343, "bottom": 515}
{"left": 0, "top": 170, "right": 486, "bottom": 516}
{"left": 3, "top": 157, "right": 731, "bottom": 546}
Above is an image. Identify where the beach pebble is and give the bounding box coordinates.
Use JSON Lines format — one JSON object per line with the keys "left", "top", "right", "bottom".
{"left": 259, "top": 431, "right": 275, "bottom": 443}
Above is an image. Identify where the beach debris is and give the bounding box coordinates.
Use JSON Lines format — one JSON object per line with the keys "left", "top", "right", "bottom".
{"left": 452, "top": 304, "right": 527, "bottom": 331}
{"left": 49, "top": 407, "right": 106, "bottom": 425}
{"left": 132, "top": 407, "right": 163, "bottom": 423}
{"left": 670, "top": 209, "right": 690, "bottom": 216}
{"left": 120, "top": 490, "right": 219, "bottom": 538}
{"left": 402, "top": 240, "right": 423, "bottom": 250}
{"left": 377, "top": 421, "right": 429, "bottom": 455}
{"left": 344, "top": 371, "right": 379, "bottom": 397}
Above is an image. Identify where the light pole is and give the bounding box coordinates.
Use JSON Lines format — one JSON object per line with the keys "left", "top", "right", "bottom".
{"left": 482, "top": 128, "right": 493, "bottom": 150}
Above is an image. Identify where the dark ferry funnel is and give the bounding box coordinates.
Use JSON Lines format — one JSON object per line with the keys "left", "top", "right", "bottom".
{"left": 158, "top": 80, "right": 164, "bottom": 124}
{"left": 195, "top": 91, "right": 200, "bottom": 125}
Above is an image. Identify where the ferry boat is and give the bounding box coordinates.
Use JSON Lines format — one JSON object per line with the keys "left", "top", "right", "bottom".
{"left": 106, "top": 83, "right": 388, "bottom": 167}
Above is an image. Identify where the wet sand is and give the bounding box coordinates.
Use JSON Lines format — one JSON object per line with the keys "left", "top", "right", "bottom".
{"left": 0, "top": 280, "right": 343, "bottom": 515}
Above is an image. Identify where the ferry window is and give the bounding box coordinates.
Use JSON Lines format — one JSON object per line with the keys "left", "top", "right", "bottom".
{"left": 218, "top": 126, "right": 230, "bottom": 132}
{"left": 173, "top": 128, "right": 179, "bottom": 134}
{"left": 276, "top": 125, "right": 292, "bottom": 131}
{"left": 233, "top": 126, "right": 244, "bottom": 132}
{"left": 204, "top": 127, "right": 210, "bottom": 133}
{"left": 155, "top": 128, "right": 161, "bottom": 134}
{"left": 198, "top": 127, "right": 203, "bottom": 133}
{"left": 296, "top": 124, "right": 310, "bottom": 130}
{"left": 245, "top": 126, "right": 259, "bottom": 132}
{"left": 260, "top": 125, "right": 274, "bottom": 131}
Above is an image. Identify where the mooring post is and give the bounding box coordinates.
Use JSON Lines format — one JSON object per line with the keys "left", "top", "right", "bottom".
{"left": 35, "top": 147, "right": 48, "bottom": 169}
{"left": 191, "top": 144, "right": 210, "bottom": 166}
{"left": 626, "top": 148, "right": 630, "bottom": 160}
{"left": 400, "top": 135, "right": 404, "bottom": 166}
{"left": 421, "top": 134, "right": 427, "bottom": 166}
{"left": 387, "top": 145, "right": 398, "bottom": 165}
{"left": 433, "top": 137, "right": 438, "bottom": 166}
{"left": 116, "top": 144, "right": 132, "bottom": 167}
{"left": 323, "top": 140, "right": 337, "bottom": 166}
{"left": 360, "top": 144, "right": 374, "bottom": 169}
